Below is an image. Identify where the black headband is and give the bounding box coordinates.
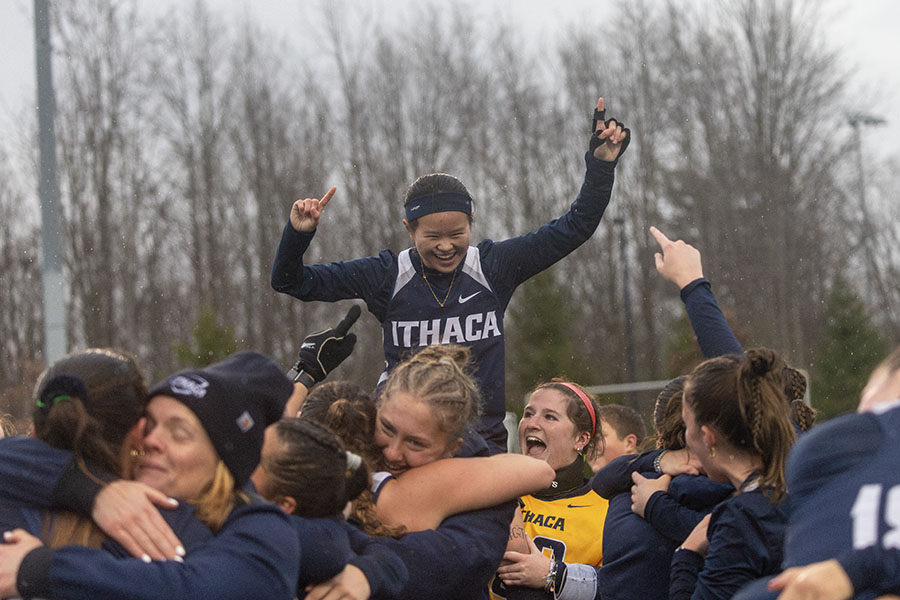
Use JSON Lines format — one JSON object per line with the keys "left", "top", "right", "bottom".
{"left": 404, "top": 192, "right": 473, "bottom": 221}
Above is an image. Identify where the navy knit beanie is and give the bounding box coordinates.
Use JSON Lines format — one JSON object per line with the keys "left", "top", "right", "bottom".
{"left": 148, "top": 351, "right": 291, "bottom": 486}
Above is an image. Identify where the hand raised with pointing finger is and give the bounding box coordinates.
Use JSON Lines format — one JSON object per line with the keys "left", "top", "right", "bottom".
{"left": 650, "top": 226, "right": 704, "bottom": 290}
{"left": 290, "top": 186, "right": 336, "bottom": 232}
{"left": 590, "top": 97, "right": 631, "bottom": 162}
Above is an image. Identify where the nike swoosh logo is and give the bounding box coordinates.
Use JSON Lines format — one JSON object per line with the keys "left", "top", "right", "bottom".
{"left": 567, "top": 504, "right": 591, "bottom": 509}
{"left": 458, "top": 291, "right": 481, "bottom": 304}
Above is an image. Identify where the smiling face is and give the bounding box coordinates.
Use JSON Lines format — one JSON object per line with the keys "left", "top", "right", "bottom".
{"left": 374, "top": 390, "right": 460, "bottom": 476}
{"left": 404, "top": 211, "right": 471, "bottom": 273}
{"left": 135, "top": 395, "right": 220, "bottom": 500}
{"left": 519, "top": 388, "right": 589, "bottom": 471}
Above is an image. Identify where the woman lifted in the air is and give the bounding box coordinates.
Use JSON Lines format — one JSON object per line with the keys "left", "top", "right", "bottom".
{"left": 271, "top": 98, "right": 630, "bottom": 453}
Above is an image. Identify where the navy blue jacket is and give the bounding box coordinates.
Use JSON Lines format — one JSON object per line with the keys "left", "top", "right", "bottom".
{"left": 0, "top": 503, "right": 213, "bottom": 556}
{"left": 16, "top": 501, "right": 299, "bottom": 600}
{"left": 347, "top": 501, "right": 516, "bottom": 600}
{"left": 669, "top": 485, "right": 786, "bottom": 600}
{"left": 0, "top": 436, "right": 335, "bottom": 599}
{"left": 271, "top": 153, "right": 617, "bottom": 450}
{"left": 590, "top": 451, "right": 732, "bottom": 600}
{"left": 735, "top": 401, "right": 900, "bottom": 600}
{"left": 680, "top": 278, "right": 742, "bottom": 358}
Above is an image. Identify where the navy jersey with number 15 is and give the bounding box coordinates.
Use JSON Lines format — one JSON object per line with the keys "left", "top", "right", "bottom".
{"left": 785, "top": 400, "right": 900, "bottom": 568}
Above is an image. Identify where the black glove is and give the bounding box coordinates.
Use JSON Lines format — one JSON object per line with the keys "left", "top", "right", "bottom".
{"left": 288, "top": 305, "right": 361, "bottom": 387}
{"left": 589, "top": 107, "right": 631, "bottom": 159}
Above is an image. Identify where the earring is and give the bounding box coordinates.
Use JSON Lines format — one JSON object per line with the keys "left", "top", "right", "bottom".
{"left": 709, "top": 446, "right": 716, "bottom": 459}
{"left": 130, "top": 449, "right": 145, "bottom": 459}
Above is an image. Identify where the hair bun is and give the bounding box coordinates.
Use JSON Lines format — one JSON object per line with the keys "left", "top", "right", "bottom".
{"left": 37, "top": 374, "right": 91, "bottom": 415}
{"left": 745, "top": 348, "right": 776, "bottom": 378}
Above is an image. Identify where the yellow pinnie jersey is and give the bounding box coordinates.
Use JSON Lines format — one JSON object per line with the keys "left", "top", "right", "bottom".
{"left": 490, "top": 486, "right": 608, "bottom": 599}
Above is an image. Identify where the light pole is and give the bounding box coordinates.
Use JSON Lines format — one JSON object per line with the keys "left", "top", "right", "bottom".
{"left": 35, "top": 0, "right": 67, "bottom": 363}
{"left": 848, "top": 112, "right": 886, "bottom": 300}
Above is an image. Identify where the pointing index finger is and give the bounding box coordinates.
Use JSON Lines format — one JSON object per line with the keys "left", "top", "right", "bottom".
{"left": 649, "top": 226, "right": 671, "bottom": 248}
{"left": 597, "top": 97, "right": 604, "bottom": 112}
{"left": 318, "top": 186, "right": 337, "bottom": 209}
{"left": 335, "top": 305, "right": 361, "bottom": 336}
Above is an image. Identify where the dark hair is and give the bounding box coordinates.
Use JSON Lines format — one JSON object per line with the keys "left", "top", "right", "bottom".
{"left": 403, "top": 173, "right": 474, "bottom": 228}
{"left": 301, "top": 381, "right": 406, "bottom": 537}
{"left": 302, "top": 381, "right": 381, "bottom": 466}
{"left": 380, "top": 345, "right": 482, "bottom": 441}
{"left": 532, "top": 380, "right": 602, "bottom": 456}
{"left": 655, "top": 390, "right": 686, "bottom": 450}
{"left": 32, "top": 348, "right": 147, "bottom": 477}
{"left": 259, "top": 418, "right": 366, "bottom": 518}
{"left": 653, "top": 376, "right": 688, "bottom": 450}
{"left": 597, "top": 404, "right": 646, "bottom": 443}
{"left": 685, "top": 349, "right": 795, "bottom": 501}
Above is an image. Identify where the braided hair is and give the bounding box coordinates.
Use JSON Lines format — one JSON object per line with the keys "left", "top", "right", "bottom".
{"left": 685, "top": 349, "right": 795, "bottom": 501}
{"left": 380, "top": 344, "right": 482, "bottom": 442}
{"left": 259, "top": 418, "right": 367, "bottom": 519}
{"left": 301, "top": 381, "right": 407, "bottom": 537}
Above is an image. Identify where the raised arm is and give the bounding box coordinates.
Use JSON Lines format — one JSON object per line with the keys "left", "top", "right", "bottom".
{"left": 283, "top": 305, "right": 361, "bottom": 416}
{"left": 270, "top": 183, "right": 395, "bottom": 307}
{"left": 375, "top": 454, "right": 555, "bottom": 531}
{"left": 486, "top": 98, "right": 631, "bottom": 293}
{"left": 650, "top": 226, "right": 742, "bottom": 357}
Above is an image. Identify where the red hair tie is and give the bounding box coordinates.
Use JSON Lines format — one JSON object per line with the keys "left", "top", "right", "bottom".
{"left": 557, "top": 382, "right": 596, "bottom": 438}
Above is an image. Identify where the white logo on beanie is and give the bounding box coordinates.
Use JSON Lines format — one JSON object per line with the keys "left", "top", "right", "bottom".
{"left": 236, "top": 410, "right": 255, "bottom": 433}
{"left": 170, "top": 375, "right": 209, "bottom": 398}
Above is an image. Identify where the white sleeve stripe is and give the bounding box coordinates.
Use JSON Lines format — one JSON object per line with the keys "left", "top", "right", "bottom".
{"left": 391, "top": 249, "right": 416, "bottom": 299}
{"left": 461, "top": 247, "right": 493, "bottom": 292}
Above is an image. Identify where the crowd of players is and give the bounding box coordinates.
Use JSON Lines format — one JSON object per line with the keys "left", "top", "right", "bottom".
{"left": 0, "top": 98, "right": 896, "bottom": 600}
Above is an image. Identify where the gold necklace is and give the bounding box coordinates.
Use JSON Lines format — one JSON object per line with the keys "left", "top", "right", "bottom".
{"left": 422, "top": 269, "right": 457, "bottom": 308}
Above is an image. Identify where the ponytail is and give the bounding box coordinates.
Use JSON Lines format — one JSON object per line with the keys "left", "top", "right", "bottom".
{"left": 738, "top": 349, "right": 795, "bottom": 500}
{"left": 686, "top": 350, "right": 796, "bottom": 502}
{"left": 33, "top": 374, "right": 120, "bottom": 478}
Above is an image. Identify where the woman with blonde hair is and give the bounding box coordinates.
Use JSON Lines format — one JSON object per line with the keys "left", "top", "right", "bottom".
{"left": 293, "top": 344, "right": 556, "bottom": 599}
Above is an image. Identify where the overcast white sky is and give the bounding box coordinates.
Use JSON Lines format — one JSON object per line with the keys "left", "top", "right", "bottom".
{"left": 2, "top": 0, "right": 898, "bottom": 159}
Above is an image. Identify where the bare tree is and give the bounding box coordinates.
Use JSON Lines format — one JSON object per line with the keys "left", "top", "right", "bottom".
{"left": 229, "top": 20, "right": 333, "bottom": 356}
{"left": 0, "top": 146, "right": 43, "bottom": 405}
{"left": 52, "top": 0, "right": 158, "bottom": 350}
{"left": 155, "top": 0, "right": 236, "bottom": 318}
